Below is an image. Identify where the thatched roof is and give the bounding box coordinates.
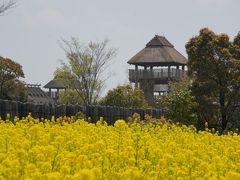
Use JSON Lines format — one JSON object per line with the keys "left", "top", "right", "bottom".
{"left": 44, "top": 80, "right": 66, "bottom": 89}
{"left": 25, "top": 84, "right": 55, "bottom": 105}
{"left": 128, "top": 35, "right": 187, "bottom": 66}
{"left": 27, "top": 86, "right": 49, "bottom": 98}
{"left": 44, "top": 79, "right": 81, "bottom": 89}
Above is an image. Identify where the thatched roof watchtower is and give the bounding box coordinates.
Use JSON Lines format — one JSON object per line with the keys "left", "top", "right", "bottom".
{"left": 128, "top": 35, "right": 187, "bottom": 106}
{"left": 128, "top": 35, "right": 187, "bottom": 66}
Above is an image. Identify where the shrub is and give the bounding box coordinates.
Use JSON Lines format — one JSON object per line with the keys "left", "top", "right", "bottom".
{"left": 157, "top": 77, "right": 198, "bottom": 126}
{"left": 99, "top": 84, "right": 149, "bottom": 108}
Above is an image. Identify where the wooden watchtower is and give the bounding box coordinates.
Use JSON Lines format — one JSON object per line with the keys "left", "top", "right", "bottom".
{"left": 128, "top": 35, "right": 188, "bottom": 106}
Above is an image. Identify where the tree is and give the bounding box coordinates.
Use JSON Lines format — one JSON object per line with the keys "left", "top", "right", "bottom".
{"left": 57, "top": 89, "right": 83, "bottom": 105}
{"left": 0, "top": 56, "right": 27, "bottom": 101}
{"left": 186, "top": 28, "right": 240, "bottom": 130}
{"left": 0, "top": 0, "right": 17, "bottom": 15}
{"left": 5, "top": 79, "right": 27, "bottom": 102}
{"left": 157, "top": 77, "right": 198, "bottom": 125}
{"left": 55, "top": 38, "right": 117, "bottom": 105}
{"left": 99, "top": 84, "right": 149, "bottom": 108}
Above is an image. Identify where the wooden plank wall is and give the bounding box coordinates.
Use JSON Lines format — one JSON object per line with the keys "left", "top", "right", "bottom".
{"left": 0, "top": 100, "right": 165, "bottom": 125}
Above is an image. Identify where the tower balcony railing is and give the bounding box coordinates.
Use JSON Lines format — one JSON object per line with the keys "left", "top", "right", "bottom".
{"left": 129, "top": 68, "right": 186, "bottom": 82}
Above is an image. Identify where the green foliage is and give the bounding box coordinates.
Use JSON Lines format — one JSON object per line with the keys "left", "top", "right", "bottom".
{"left": 233, "top": 32, "right": 240, "bottom": 60}
{"left": 57, "top": 89, "right": 83, "bottom": 105}
{"left": 55, "top": 38, "right": 117, "bottom": 105}
{"left": 157, "top": 77, "right": 198, "bottom": 125}
{"left": 186, "top": 28, "right": 240, "bottom": 130}
{"left": 54, "top": 65, "right": 77, "bottom": 86}
{"left": 74, "top": 112, "right": 86, "bottom": 120}
{"left": 8, "top": 80, "right": 27, "bottom": 102}
{"left": 99, "top": 84, "right": 149, "bottom": 108}
{"left": 0, "top": 56, "right": 27, "bottom": 101}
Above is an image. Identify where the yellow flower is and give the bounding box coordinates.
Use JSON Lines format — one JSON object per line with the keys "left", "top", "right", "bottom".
{"left": 225, "top": 172, "right": 240, "bottom": 180}
{"left": 114, "top": 119, "right": 127, "bottom": 128}
{"left": 0, "top": 115, "right": 240, "bottom": 179}
{"left": 72, "top": 169, "right": 95, "bottom": 180}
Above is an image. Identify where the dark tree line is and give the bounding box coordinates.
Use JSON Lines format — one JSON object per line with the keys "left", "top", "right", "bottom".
{"left": 186, "top": 28, "right": 240, "bottom": 130}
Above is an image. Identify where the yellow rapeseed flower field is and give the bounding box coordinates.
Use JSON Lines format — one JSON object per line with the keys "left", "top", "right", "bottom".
{"left": 0, "top": 115, "right": 240, "bottom": 180}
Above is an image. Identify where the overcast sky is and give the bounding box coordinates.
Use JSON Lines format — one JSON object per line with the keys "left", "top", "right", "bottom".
{"left": 0, "top": 0, "right": 239, "bottom": 95}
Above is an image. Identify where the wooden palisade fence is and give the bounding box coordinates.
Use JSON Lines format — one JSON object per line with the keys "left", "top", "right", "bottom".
{"left": 0, "top": 100, "right": 164, "bottom": 125}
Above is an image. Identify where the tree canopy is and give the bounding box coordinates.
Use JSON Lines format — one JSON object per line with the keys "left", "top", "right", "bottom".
{"left": 57, "top": 89, "right": 83, "bottom": 105}
{"left": 186, "top": 28, "right": 240, "bottom": 130}
{"left": 99, "top": 84, "right": 149, "bottom": 108}
{"left": 55, "top": 38, "right": 117, "bottom": 106}
{"left": 0, "top": 56, "right": 27, "bottom": 101}
{"left": 157, "top": 77, "right": 198, "bottom": 125}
